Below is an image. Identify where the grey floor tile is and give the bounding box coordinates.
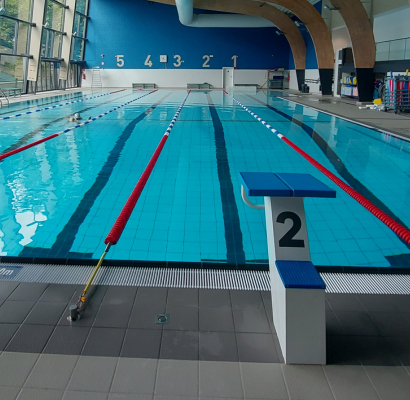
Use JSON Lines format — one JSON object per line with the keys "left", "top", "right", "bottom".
{"left": 5, "top": 324, "right": 54, "bottom": 353}
{"left": 135, "top": 287, "right": 168, "bottom": 305}
{"left": 385, "top": 336, "right": 410, "bottom": 366}
{"left": 93, "top": 304, "right": 133, "bottom": 329}
{"left": 67, "top": 355, "right": 117, "bottom": 392}
{"left": 0, "top": 324, "right": 19, "bottom": 351}
{"left": 0, "top": 301, "right": 36, "bottom": 323}
{"left": 236, "top": 333, "right": 279, "bottom": 363}
{"left": 58, "top": 302, "right": 101, "bottom": 327}
{"left": 326, "top": 310, "right": 344, "bottom": 336}
{"left": 111, "top": 357, "right": 157, "bottom": 394}
{"left": 355, "top": 294, "right": 398, "bottom": 312}
{"left": 128, "top": 303, "right": 165, "bottom": 330}
{"left": 82, "top": 327, "right": 125, "bottom": 357}
{"left": 69, "top": 285, "right": 109, "bottom": 305}
{"left": 326, "top": 293, "right": 365, "bottom": 311}
{"left": 352, "top": 336, "right": 401, "bottom": 366}
{"left": 326, "top": 336, "right": 361, "bottom": 365}
{"left": 24, "top": 354, "right": 78, "bottom": 390}
{"left": 155, "top": 359, "right": 198, "bottom": 397}
{"left": 110, "top": 394, "right": 151, "bottom": 400}
{"left": 0, "top": 386, "right": 20, "bottom": 400}
{"left": 160, "top": 330, "right": 198, "bottom": 360}
{"left": 232, "top": 307, "right": 271, "bottom": 333}
{"left": 39, "top": 285, "right": 78, "bottom": 303}
{"left": 368, "top": 312, "right": 410, "bottom": 336}
{"left": 273, "top": 333, "right": 285, "bottom": 363}
{"left": 323, "top": 365, "right": 379, "bottom": 400}
{"left": 25, "top": 302, "right": 67, "bottom": 325}
{"left": 164, "top": 305, "right": 198, "bottom": 331}
{"left": 17, "top": 388, "right": 64, "bottom": 400}
{"left": 281, "top": 365, "right": 335, "bottom": 400}
{"left": 63, "top": 391, "right": 108, "bottom": 400}
{"left": 386, "top": 295, "right": 410, "bottom": 312}
{"left": 199, "top": 332, "right": 238, "bottom": 362}
{"left": 365, "top": 366, "right": 410, "bottom": 400}
{"left": 0, "top": 281, "right": 19, "bottom": 300}
{"left": 199, "top": 360, "right": 243, "bottom": 398}
{"left": 167, "top": 288, "right": 198, "bottom": 307}
{"left": 333, "top": 311, "right": 381, "bottom": 336}
{"left": 154, "top": 396, "right": 196, "bottom": 400}
{"left": 44, "top": 326, "right": 90, "bottom": 355}
{"left": 230, "top": 290, "right": 263, "bottom": 309}
{"left": 199, "top": 289, "right": 231, "bottom": 308}
{"left": 7, "top": 283, "right": 48, "bottom": 301}
{"left": 241, "top": 362, "right": 288, "bottom": 399}
{"left": 0, "top": 352, "right": 39, "bottom": 386}
{"left": 120, "top": 329, "right": 161, "bottom": 358}
{"left": 260, "top": 290, "right": 272, "bottom": 310}
{"left": 101, "top": 286, "right": 137, "bottom": 306}
{"left": 199, "top": 307, "right": 234, "bottom": 332}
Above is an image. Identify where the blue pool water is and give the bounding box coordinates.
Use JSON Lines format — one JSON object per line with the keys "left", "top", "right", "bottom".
{"left": 1, "top": 89, "right": 409, "bottom": 268}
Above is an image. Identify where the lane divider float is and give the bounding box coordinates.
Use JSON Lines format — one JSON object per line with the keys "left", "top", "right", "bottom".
{"left": 0, "top": 90, "right": 157, "bottom": 162}
{"left": 0, "top": 89, "right": 127, "bottom": 121}
{"left": 69, "top": 90, "right": 191, "bottom": 321}
{"left": 223, "top": 90, "right": 410, "bottom": 245}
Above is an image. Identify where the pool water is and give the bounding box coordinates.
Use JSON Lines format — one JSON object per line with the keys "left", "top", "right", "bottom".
{"left": 1, "top": 89, "right": 409, "bottom": 268}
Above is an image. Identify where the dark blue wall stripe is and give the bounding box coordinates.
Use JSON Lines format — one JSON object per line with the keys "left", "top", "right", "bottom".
{"left": 247, "top": 94, "right": 410, "bottom": 253}
{"left": 20, "top": 92, "right": 171, "bottom": 259}
{"left": 207, "top": 93, "right": 246, "bottom": 265}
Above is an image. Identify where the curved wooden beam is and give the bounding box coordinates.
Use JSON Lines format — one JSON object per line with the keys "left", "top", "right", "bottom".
{"left": 267, "top": 0, "right": 334, "bottom": 70}
{"left": 150, "top": 0, "right": 306, "bottom": 70}
{"left": 329, "top": 0, "right": 375, "bottom": 68}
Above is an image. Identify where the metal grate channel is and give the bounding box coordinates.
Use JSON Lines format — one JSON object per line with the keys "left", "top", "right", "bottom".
{"left": 1, "top": 263, "right": 410, "bottom": 294}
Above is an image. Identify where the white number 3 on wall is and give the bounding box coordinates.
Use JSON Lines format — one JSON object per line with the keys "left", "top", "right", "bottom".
{"left": 116, "top": 55, "right": 124, "bottom": 68}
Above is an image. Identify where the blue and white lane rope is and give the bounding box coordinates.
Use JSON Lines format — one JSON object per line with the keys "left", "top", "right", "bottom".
{"left": 0, "top": 89, "right": 126, "bottom": 121}
{"left": 0, "top": 90, "right": 158, "bottom": 162}
{"left": 222, "top": 90, "right": 285, "bottom": 139}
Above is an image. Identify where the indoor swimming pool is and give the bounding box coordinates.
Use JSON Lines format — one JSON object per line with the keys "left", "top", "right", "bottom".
{"left": 0, "top": 89, "right": 409, "bottom": 268}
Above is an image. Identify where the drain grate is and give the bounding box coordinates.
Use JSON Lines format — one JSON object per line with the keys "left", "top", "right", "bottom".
{"left": 1, "top": 263, "right": 410, "bottom": 294}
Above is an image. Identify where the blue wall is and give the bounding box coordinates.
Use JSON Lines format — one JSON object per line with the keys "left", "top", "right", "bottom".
{"left": 288, "top": 1, "right": 322, "bottom": 70}
{"left": 85, "top": 0, "right": 290, "bottom": 70}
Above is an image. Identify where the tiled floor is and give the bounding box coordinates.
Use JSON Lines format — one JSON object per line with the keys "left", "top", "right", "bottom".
{"left": 1, "top": 281, "right": 410, "bottom": 399}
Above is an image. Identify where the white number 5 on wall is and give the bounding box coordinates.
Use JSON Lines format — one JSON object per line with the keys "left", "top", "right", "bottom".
{"left": 116, "top": 55, "right": 124, "bottom": 67}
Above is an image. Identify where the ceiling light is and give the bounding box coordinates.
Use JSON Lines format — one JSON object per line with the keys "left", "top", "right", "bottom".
{"left": 323, "top": 4, "right": 340, "bottom": 11}
{"left": 276, "top": 30, "right": 284, "bottom": 36}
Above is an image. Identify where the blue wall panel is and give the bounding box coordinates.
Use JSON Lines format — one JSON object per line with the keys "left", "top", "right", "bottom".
{"left": 85, "top": 0, "right": 290, "bottom": 70}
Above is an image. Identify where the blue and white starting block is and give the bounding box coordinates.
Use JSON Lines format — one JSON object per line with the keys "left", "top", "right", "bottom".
{"left": 240, "top": 172, "right": 336, "bottom": 365}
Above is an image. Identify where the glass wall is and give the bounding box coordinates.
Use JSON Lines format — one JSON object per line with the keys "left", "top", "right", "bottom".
{"left": 0, "top": 0, "right": 33, "bottom": 92}
{"left": 376, "top": 38, "right": 410, "bottom": 62}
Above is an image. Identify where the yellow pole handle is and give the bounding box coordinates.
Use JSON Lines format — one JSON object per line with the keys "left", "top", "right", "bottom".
{"left": 79, "top": 243, "right": 111, "bottom": 305}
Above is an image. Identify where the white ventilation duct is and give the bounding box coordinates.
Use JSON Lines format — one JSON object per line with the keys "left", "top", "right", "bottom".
{"left": 175, "top": 0, "right": 275, "bottom": 28}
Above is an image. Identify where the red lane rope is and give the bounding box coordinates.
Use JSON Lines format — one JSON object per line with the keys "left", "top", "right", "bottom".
{"left": 281, "top": 136, "right": 410, "bottom": 245}
{"left": 0, "top": 90, "right": 158, "bottom": 162}
{"left": 224, "top": 90, "right": 410, "bottom": 246}
{"left": 0, "top": 134, "right": 59, "bottom": 161}
{"left": 109, "top": 89, "right": 126, "bottom": 94}
{"left": 104, "top": 91, "right": 191, "bottom": 245}
{"left": 104, "top": 135, "right": 169, "bottom": 245}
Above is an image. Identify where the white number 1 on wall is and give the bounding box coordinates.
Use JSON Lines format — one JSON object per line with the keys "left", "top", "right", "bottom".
{"left": 232, "top": 55, "right": 238, "bottom": 68}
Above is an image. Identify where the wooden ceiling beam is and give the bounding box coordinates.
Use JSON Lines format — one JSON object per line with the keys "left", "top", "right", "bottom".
{"left": 329, "top": 0, "right": 376, "bottom": 68}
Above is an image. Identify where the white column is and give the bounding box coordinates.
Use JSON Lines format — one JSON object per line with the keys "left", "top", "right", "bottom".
{"left": 27, "top": 0, "right": 46, "bottom": 82}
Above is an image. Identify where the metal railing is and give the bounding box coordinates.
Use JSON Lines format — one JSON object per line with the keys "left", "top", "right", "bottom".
{"left": 376, "top": 37, "right": 410, "bottom": 62}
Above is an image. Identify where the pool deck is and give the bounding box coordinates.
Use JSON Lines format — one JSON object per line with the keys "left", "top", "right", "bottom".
{"left": 0, "top": 280, "right": 410, "bottom": 400}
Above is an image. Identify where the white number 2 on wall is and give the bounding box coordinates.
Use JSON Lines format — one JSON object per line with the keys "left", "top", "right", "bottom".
{"left": 202, "top": 55, "right": 211, "bottom": 68}
{"left": 116, "top": 55, "right": 124, "bottom": 67}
